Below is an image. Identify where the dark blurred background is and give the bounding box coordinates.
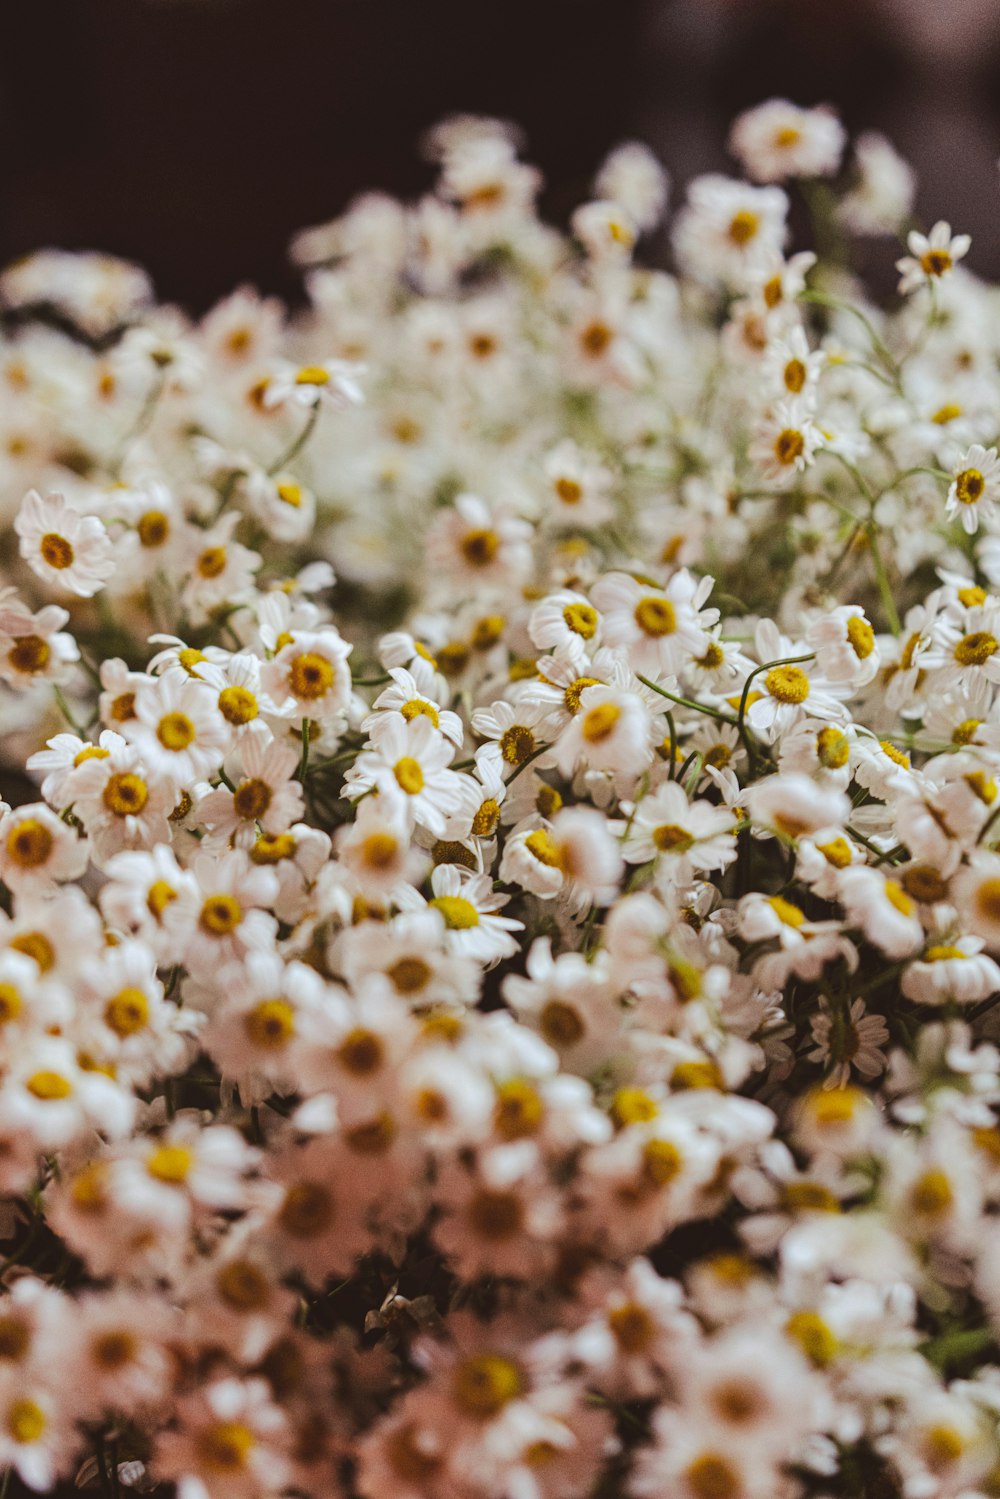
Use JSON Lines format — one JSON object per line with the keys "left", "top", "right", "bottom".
{"left": 3, "top": 0, "right": 1000, "bottom": 307}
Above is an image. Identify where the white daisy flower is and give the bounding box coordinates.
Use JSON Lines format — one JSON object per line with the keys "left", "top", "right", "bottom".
{"left": 15, "top": 489, "right": 115, "bottom": 597}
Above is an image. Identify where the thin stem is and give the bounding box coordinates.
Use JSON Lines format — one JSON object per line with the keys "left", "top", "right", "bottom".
{"left": 636, "top": 674, "right": 737, "bottom": 725}
{"left": 867, "top": 523, "right": 902, "bottom": 635}
{"left": 268, "top": 401, "right": 320, "bottom": 476}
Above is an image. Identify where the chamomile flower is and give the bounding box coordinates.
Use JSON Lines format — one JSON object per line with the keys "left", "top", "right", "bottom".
{"left": 945, "top": 444, "right": 1000, "bottom": 534}
{"left": 897, "top": 221, "right": 971, "bottom": 295}
{"left": 15, "top": 488, "right": 115, "bottom": 597}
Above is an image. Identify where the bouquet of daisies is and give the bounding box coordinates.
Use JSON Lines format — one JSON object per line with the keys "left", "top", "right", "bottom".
{"left": 0, "top": 95, "right": 998, "bottom": 1499}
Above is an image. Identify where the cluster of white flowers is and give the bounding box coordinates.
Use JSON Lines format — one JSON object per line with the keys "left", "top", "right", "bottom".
{"left": 1, "top": 95, "right": 1000, "bottom": 1499}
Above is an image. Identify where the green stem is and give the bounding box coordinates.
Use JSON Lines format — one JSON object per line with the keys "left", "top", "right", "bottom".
{"left": 636, "top": 674, "right": 737, "bottom": 725}
{"left": 268, "top": 401, "right": 320, "bottom": 476}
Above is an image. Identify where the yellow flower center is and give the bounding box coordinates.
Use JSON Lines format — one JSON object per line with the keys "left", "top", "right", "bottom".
{"left": 295, "top": 365, "right": 330, "bottom": 385}
{"left": 460, "top": 528, "right": 500, "bottom": 567}
{"left": 846, "top": 616, "right": 875, "bottom": 659}
{"left": 74, "top": 745, "right": 110, "bottom": 766}
{"left": 7, "top": 635, "right": 50, "bottom": 675}
{"left": 26, "top": 1070, "right": 72, "bottom": 1100}
{"left": 976, "top": 877, "right": 1000, "bottom": 923}
{"left": 233, "top": 777, "right": 272, "bottom": 821}
{"left": 499, "top": 725, "right": 535, "bottom": 764}
{"left": 276, "top": 480, "right": 303, "bottom": 508}
{"left": 6, "top": 819, "right": 54, "bottom": 868}
{"left": 555, "top": 476, "right": 582, "bottom": 505}
{"left": 40, "top": 532, "right": 74, "bottom": 569}
{"left": 471, "top": 798, "right": 501, "bottom": 837}
{"left": 219, "top": 685, "right": 258, "bottom": 724}
{"left": 388, "top": 957, "right": 431, "bottom": 994}
{"left": 728, "top": 210, "right": 759, "bottom": 246}
{"left": 197, "top": 1422, "right": 256, "bottom": 1472}
{"left": 289, "top": 651, "right": 334, "bottom": 699}
{"left": 563, "top": 675, "right": 601, "bottom": 714}
{"left": 773, "top": 428, "right": 805, "bottom": 466}
{"left": 952, "top": 717, "right": 982, "bottom": 745}
{"left": 816, "top": 837, "right": 852, "bottom": 868}
{"left": 430, "top": 895, "right": 479, "bottom": 929}
{"left": 611, "top": 1087, "right": 658, "bottom": 1127}
{"left": 216, "top": 1259, "right": 271, "bottom": 1310}
{"left": 244, "top": 998, "right": 296, "bottom": 1048}
{"left": 783, "top": 357, "right": 806, "bottom": 394}
{"left": 955, "top": 468, "right": 985, "bottom": 505}
{"left": 768, "top": 894, "right": 806, "bottom": 927}
{"left": 393, "top": 756, "right": 425, "bottom": 795}
{"left": 920, "top": 248, "right": 952, "bottom": 277}
{"left": 634, "top": 596, "right": 677, "bottom": 637}
{"left": 105, "top": 987, "right": 150, "bottom": 1036}
{"left": 685, "top": 1453, "right": 740, "bottom": 1499}
{"left": 157, "top": 712, "right": 195, "bottom": 751}
{"left": 337, "top": 1027, "right": 384, "bottom": 1075}
{"left": 765, "top": 664, "right": 809, "bottom": 703}
{"left": 563, "top": 602, "right": 598, "bottom": 638}
{"left": 452, "top": 1354, "right": 523, "bottom": 1417}
{"left": 786, "top": 1310, "right": 838, "bottom": 1367}
{"left": 643, "top": 1137, "right": 683, "bottom": 1185}
{"left": 494, "top": 1079, "right": 544, "bottom": 1140}
{"left": 608, "top": 1302, "right": 655, "bottom": 1353}
{"left": 955, "top": 631, "right": 998, "bottom": 666}
{"left": 581, "top": 701, "right": 620, "bottom": 743}
{"left": 0, "top": 984, "right": 22, "bottom": 1025}
{"left": 524, "top": 831, "right": 561, "bottom": 871}
{"left": 199, "top": 894, "right": 243, "bottom": 934}
{"left": 652, "top": 823, "right": 694, "bottom": 854}
{"left": 280, "top": 1181, "right": 334, "bottom": 1237}
{"left": 197, "top": 546, "right": 227, "bottom": 579}
{"left": 147, "top": 1144, "right": 194, "bottom": 1183}
{"left": 539, "top": 1000, "right": 584, "bottom": 1046}
{"left": 400, "top": 698, "right": 439, "bottom": 727}
{"left": 250, "top": 832, "right": 296, "bottom": 864}
{"left": 6, "top": 1398, "right": 46, "bottom": 1445}
{"left": 138, "top": 510, "right": 169, "bottom": 547}
{"left": 910, "top": 1167, "right": 953, "bottom": 1216}
{"left": 103, "top": 771, "right": 149, "bottom": 817}
{"left": 925, "top": 944, "right": 965, "bottom": 962}
{"left": 816, "top": 726, "right": 849, "bottom": 768}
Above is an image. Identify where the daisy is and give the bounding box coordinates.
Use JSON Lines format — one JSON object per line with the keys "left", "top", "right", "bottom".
{"left": 554, "top": 681, "right": 655, "bottom": 782}
{"left": 66, "top": 733, "right": 174, "bottom": 862}
{"left": 425, "top": 493, "right": 533, "bottom": 594}
{"left": 591, "top": 568, "right": 713, "bottom": 679}
{"left": 902, "top": 935, "right": 1000, "bottom": 1006}
{"left": 362, "top": 665, "right": 464, "bottom": 747}
{"left": 197, "top": 733, "right": 304, "bottom": 849}
{"left": 398, "top": 863, "right": 523, "bottom": 967}
{"left": 152, "top": 1377, "right": 289, "bottom": 1499}
{"left": 262, "top": 356, "right": 365, "bottom": 409}
{"left": 346, "top": 712, "right": 466, "bottom": 838}
{"left": 528, "top": 588, "right": 603, "bottom": 665}
{"left": 945, "top": 444, "right": 1000, "bottom": 534}
{"left": 540, "top": 439, "right": 613, "bottom": 527}
{"left": 807, "top": 997, "right": 889, "bottom": 1088}
{"left": 617, "top": 781, "right": 737, "bottom": 880}
{"left": 259, "top": 627, "right": 353, "bottom": 721}
{"left": 837, "top": 865, "right": 925, "bottom": 959}
{"left": 729, "top": 99, "right": 845, "bottom": 183}
{"left": 0, "top": 601, "right": 80, "bottom": 689}
{"left": 0, "top": 802, "right": 88, "bottom": 893}
{"left": 749, "top": 398, "right": 822, "bottom": 487}
{"left": 123, "top": 673, "right": 229, "bottom": 788}
{"left": 897, "top": 221, "right": 971, "bottom": 294}
{"left": 15, "top": 488, "right": 115, "bottom": 597}
{"left": 806, "top": 604, "right": 881, "bottom": 686}
{"left": 182, "top": 849, "right": 279, "bottom": 973}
